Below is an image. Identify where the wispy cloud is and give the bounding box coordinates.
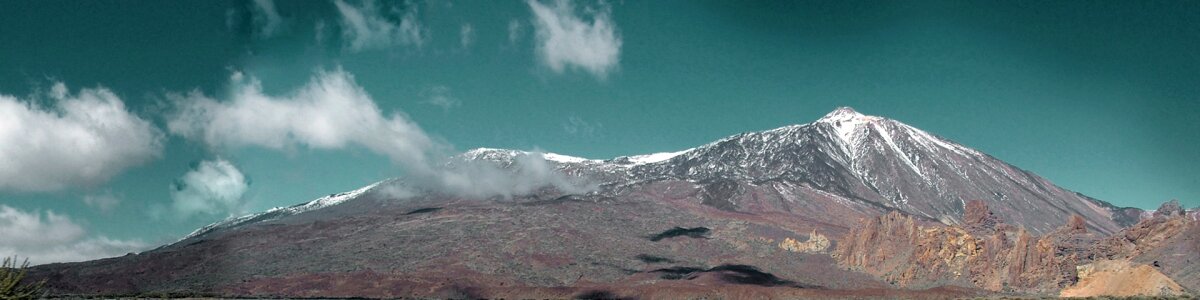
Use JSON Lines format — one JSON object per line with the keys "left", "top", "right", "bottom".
{"left": 333, "top": 0, "right": 426, "bottom": 52}
{"left": 169, "top": 159, "right": 250, "bottom": 219}
{"left": 429, "top": 149, "right": 596, "bottom": 199}
{"left": 82, "top": 193, "right": 121, "bottom": 214}
{"left": 315, "top": 20, "right": 329, "bottom": 45}
{"left": 563, "top": 115, "right": 602, "bottom": 138}
{"left": 0, "top": 83, "right": 163, "bottom": 192}
{"left": 251, "top": 0, "right": 285, "bottom": 38}
{"left": 507, "top": 19, "right": 523, "bottom": 47}
{"left": 421, "top": 85, "right": 461, "bottom": 111}
{"left": 167, "top": 69, "right": 592, "bottom": 199}
{"left": 0, "top": 205, "right": 146, "bottom": 265}
{"left": 526, "top": 0, "right": 622, "bottom": 79}
{"left": 460, "top": 23, "right": 474, "bottom": 49}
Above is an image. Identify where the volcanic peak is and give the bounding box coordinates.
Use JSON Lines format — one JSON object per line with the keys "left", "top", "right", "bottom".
{"left": 814, "top": 107, "right": 882, "bottom": 146}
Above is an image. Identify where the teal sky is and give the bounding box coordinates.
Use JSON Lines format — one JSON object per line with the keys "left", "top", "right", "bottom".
{"left": 0, "top": 0, "right": 1197, "bottom": 263}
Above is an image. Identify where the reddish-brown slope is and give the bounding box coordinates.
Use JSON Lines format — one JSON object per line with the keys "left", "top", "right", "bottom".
{"left": 30, "top": 180, "right": 912, "bottom": 298}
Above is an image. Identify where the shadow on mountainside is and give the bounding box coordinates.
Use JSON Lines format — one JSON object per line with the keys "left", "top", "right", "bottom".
{"left": 403, "top": 207, "right": 442, "bottom": 215}
{"left": 647, "top": 227, "right": 710, "bottom": 241}
{"left": 648, "top": 264, "right": 825, "bottom": 288}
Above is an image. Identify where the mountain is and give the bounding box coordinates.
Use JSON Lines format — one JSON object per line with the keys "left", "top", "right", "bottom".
{"left": 463, "top": 107, "right": 1134, "bottom": 235}
{"left": 29, "top": 107, "right": 1156, "bottom": 298}
{"left": 625, "top": 107, "right": 1132, "bottom": 234}
{"left": 472, "top": 107, "right": 1132, "bottom": 234}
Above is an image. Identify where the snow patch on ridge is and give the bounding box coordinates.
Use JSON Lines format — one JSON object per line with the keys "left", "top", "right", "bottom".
{"left": 905, "top": 125, "right": 978, "bottom": 158}
{"left": 542, "top": 152, "right": 594, "bottom": 163}
{"left": 463, "top": 147, "right": 597, "bottom": 164}
{"left": 290, "top": 181, "right": 380, "bottom": 213}
{"left": 466, "top": 145, "right": 698, "bottom": 168}
{"left": 872, "top": 122, "right": 927, "bottom": 181}
{"left": 622, "top": 149, "right": 691, "bottom": 165}
{"left": 180, "top": 181, "right": 382, "bottom": 241}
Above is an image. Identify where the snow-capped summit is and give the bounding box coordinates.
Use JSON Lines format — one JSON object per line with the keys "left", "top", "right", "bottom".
{"left": 816, "top": 106, "right": 877, "bottom": 124}
{"left": 816, "top": 106, "right": 885, "bottom": 139}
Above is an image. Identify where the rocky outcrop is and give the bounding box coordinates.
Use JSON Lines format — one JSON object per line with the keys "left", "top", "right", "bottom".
{"left": 962, "top": 200, "right": 1003, "bottom": 235}
{"left": 1093, "top": 201, "right": 1194, "bottom": 261}
{"left": 779, "top": 230, "right": 831, "bottom": 253}
{"left": 1154, "top": 199, "right": 1186, "bottom": 218}
{"left": 1060, "top": 259, "right": 1185, "bottom": 297}
{"left": 834, "top": 211, "right": 979, "bottom": 289}
{"left": 837, "top": 199, "right": 1199, "bottom": 295}
{"left": 1091, "top": 200, "right": 1200, "bottom": 292}
{"left": 835, "top": 201, "right": 1100, "bottom": 294}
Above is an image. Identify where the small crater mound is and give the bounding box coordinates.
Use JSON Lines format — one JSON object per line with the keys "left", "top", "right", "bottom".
{"left": 648, "top": 227, "right": 710, "bottom": 241}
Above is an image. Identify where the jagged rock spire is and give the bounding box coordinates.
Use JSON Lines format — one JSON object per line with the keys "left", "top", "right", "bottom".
{"left": 1065, "top": 214, "right": 1088, "bottom": 233}
{"left": 963, "top": 199, "right": 1001, "bottom": 234}
{"left": 1154, "top": 199, "right": 1185, "bottom": 218}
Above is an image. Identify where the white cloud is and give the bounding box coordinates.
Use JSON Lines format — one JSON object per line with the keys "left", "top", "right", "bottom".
{"left": 168, "top": 69, "right": 593, "bottom": 199}
{"left": 169, "top": 159, "right": 249, "bottom": 218}
{"left": 82, "top": 193, "right": 121, "bottom": 214}
{"left": 0, "top": 83, "right": 163, "bottom": 192}
{"left": 421, "top": 85, "right": 461, "bottom": 111}
{"left": 167, "top": 69, "right": 440, "bottom": 171}
{"left": 428, "top": 150, "right": 596, "bottom": 199}
{"left": 334, "top": 0, "right": 426, "bottom": 52}
{"left": 460, "top": 23, "right": 474, "bottom": 49}
{"left": 251, "top": 0, "right": 285, "bottom": 38}
{"left": 527, "top": 0, "right": 621, "bottom": 79}
{"left": 0, "top": 205, "right": 146, "bottom": 265}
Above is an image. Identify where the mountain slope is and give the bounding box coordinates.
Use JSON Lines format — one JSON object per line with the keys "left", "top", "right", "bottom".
{"left": 29, "top": 107, "right": 1144, "bottom": 298}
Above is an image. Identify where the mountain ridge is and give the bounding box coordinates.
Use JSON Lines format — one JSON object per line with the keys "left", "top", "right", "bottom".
{"left": 180, "top": 107, "right": 1137, "bottom": 242}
